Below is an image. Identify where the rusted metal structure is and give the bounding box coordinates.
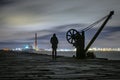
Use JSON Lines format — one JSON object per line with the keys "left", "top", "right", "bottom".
{"left": 66, "top": 11, "right": 114, "bottom": 59}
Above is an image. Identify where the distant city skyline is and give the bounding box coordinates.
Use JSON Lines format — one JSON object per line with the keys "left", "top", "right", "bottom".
{"left": 0, "top": 0, "right": 120, "bottom": 49}
{"left": 3, "top": 47, "right": 120, "bottom": 52}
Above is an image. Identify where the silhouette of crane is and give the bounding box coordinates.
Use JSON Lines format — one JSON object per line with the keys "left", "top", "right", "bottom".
{"left": 66, "top": 11, "right": 114, "bottom": 59}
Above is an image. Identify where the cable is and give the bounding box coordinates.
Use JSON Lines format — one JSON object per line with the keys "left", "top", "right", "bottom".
{"left": 81, "top": 15, "right": 108, "bottom": 32}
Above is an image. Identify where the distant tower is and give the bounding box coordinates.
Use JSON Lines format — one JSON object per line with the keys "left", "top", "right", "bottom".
{"left": 34, "top": 33, "right": 38, "bottom": 50}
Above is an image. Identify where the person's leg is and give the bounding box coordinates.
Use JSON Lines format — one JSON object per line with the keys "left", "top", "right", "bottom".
{"left": 54, "top": 48, "right": 57, "bottom": 59}
{"left": 52, "top": 48, "right": 54, "bottom": 59}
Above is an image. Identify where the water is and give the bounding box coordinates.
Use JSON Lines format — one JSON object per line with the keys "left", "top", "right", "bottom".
{"left": 40, "top": 51, "right": 120, "bottom": 60}
{"left": 94, "top": 51, "right": 120, "bottom": 60}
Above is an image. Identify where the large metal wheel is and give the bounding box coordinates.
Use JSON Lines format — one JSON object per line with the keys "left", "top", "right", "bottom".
{"left": 66, "top": 29, "right": 78, "bottom": 44}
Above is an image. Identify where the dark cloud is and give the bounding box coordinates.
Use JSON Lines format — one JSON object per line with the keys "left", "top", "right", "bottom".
{"left": 0, "top": 0, "right": 15, "bottom": 6}
{"left": 1, "top": 24, "right": 120, "bottom": 49}
{"left": 94, "top": 26, "right": 120, "bottom": 39}
{"left": 105, "top": 26, "right": 120, "bottom": 32}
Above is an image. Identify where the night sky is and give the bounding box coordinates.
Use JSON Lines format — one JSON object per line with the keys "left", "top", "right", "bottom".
{"left": 0, "top": 0, "right": 120, "bottom": 49}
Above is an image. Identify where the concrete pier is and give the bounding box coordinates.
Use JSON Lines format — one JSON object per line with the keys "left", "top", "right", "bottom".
{"left": 0, "top": 50, "right": 120, "bottom": 80}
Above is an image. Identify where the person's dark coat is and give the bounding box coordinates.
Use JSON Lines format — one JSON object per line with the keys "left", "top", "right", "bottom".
{"left": 50, "top": 34, "right": 58, "bottom": 49}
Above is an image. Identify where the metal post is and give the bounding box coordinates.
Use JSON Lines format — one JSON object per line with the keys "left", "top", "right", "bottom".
{"left": 76, "top": 31, "right": 85, "bottom": 59}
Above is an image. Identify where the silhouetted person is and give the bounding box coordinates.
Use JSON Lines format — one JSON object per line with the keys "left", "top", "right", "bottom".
{"left": 50, "top": 33, "right": 58, "bottom": 60}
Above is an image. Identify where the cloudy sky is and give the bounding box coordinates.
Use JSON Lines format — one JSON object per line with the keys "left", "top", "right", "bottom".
{"left": 0, "top": 0, "right": 120, "bottom": 49}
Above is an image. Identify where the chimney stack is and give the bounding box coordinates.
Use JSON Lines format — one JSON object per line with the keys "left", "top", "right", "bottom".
{"left": 35, "top": 33, "right": 38, "bottom": 50}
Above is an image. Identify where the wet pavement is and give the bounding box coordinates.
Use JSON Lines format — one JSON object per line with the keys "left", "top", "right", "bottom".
{"left": 0, "top": 51, "right": 120, "bottom": 80}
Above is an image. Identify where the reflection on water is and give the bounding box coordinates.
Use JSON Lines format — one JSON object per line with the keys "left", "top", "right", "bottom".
{"left": 40, "top": 51, "right": 120, "bottom": 60}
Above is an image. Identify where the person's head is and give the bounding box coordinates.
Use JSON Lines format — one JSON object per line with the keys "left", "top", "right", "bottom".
{"left": 53, "top": 33, "right": 56, "bottom": 37}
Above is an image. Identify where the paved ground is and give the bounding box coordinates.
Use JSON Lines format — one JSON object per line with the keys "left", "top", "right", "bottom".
{"left": 0, "top": 50, "right": 120, "bottom": 80}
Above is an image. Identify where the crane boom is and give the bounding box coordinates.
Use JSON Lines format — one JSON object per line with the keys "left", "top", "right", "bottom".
{"left": 85, "top": 11, "right": 114, "bottom": 53}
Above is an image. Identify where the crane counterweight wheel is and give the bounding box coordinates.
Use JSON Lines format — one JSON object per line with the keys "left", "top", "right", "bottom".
{"left": 66, "top": 29, "right": 79, "bottom": 44}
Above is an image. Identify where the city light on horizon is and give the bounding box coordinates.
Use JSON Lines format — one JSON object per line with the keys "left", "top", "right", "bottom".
{"left": 6, "top": 47, "right": 120, "bottom": 52}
